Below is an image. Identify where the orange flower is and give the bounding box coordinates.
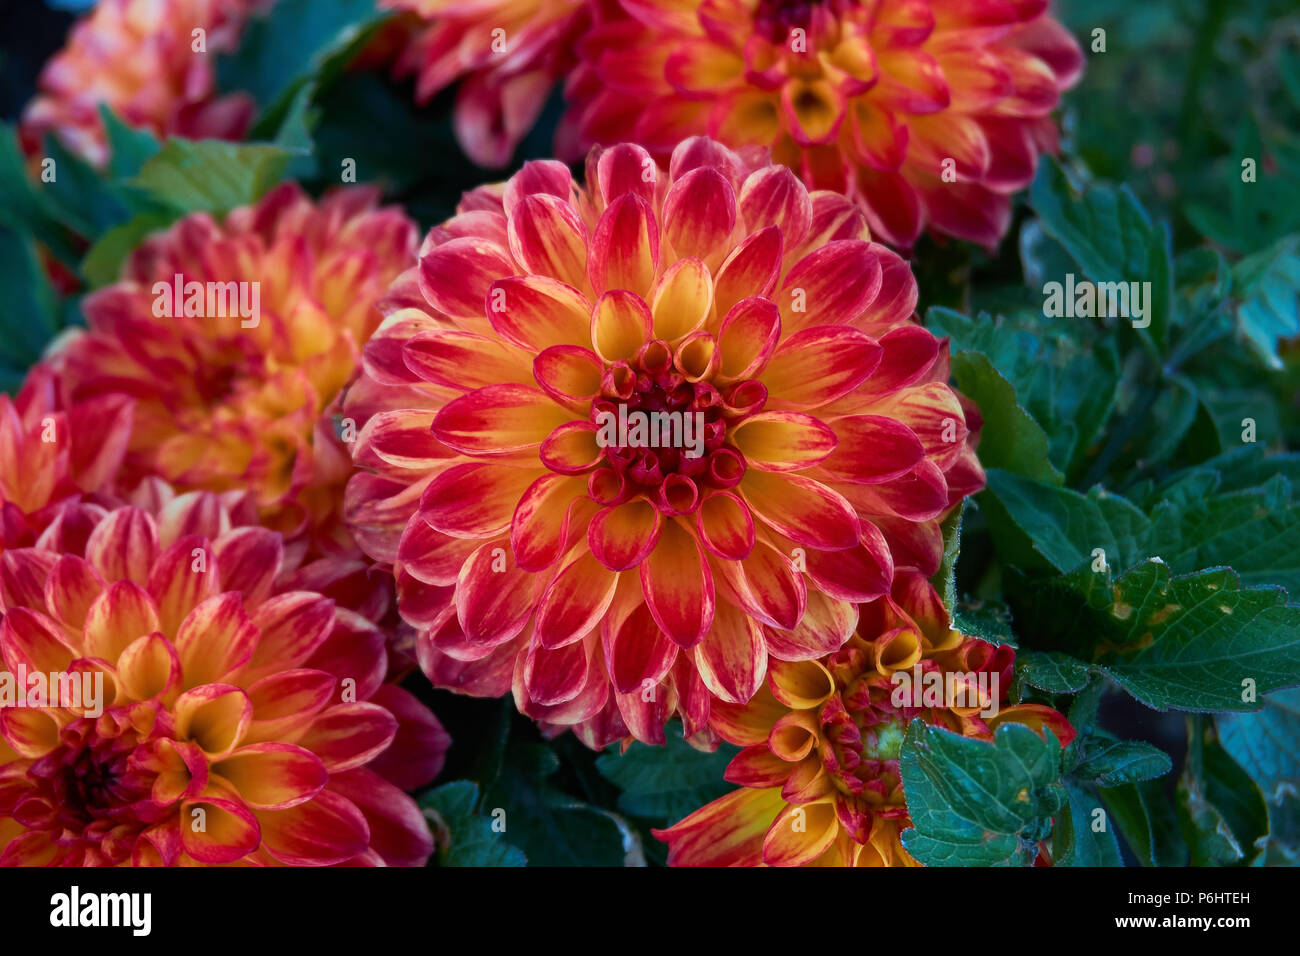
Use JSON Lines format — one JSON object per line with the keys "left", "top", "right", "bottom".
{"left": 51, "top": 183, "right": 418, "bottom": 556}
{"left": 563, "top": 0, "right": 1083, "bottom": 247}
{"left": 0, "top": 365, "right": 133, "bottom": 551}
{"left": 655, "top": 572, "right": 1074, "bottom": 865}
{"left": 0, "top": 484, "right": 449, "bottom": 866}
{"left": 20, "top": 0, "right": 269, "bottom": 167}
{"left": 382, "top": 0, "right": 588, "bottom": 167}
{"left": 344, "top": 137, "right": 984, "bottom": 748}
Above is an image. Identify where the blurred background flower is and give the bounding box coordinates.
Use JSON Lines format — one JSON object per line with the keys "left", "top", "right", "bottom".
{"left": 382, "top": 0, "right": 588, "bottom": 168}
{"left": 562, "top": 0, "right": 1082, "bottom": 248}
{"left": 48, "top": 183, "right": 418, "bottom": 558}
{"left": 0, "top": 364, "right": 133, "bottom": 550}
{"left": 0, "top": 483, "right": 448, "bottom": 866}
{"left": 19, "top": 0, "right": 271, "bottom": 167}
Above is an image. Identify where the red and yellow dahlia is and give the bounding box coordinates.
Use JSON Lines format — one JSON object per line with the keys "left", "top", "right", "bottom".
{"left": 655, "top": 572, "right": 1073, "bottom": 866}
{"left": 564, "top": 0, "right": 1084, "bottom": 247}
{"left": 0, "top": 484, "right": 449, "bottom": 867}
{"left": 20, "top": 0, "right": 269, "bottom": 167}
{"left": 0, "top": 365, "right": 134, "bottom": 551}
{"left": 383, "top": 0, "right": 588, "bottom": 167}
{"left": 51, "top": 183, "right": 418, "bottom": 556}
{"left": 345, "top": 136, "right": 985, "bottom": 748}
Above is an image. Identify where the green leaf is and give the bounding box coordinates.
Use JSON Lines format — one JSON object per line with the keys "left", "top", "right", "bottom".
{"left": 1015, "top": 651, "right": 1093, "bottom": 694}
{"left": 1216, "top": 689, "right": 1300, "bottom": 864}
{"left": 482, "top": 740, "right": 640, "bottom": 866}
{"left": 420, "top": 781, "right": 527, "bottom": 867}
{"left": 217, "top": 0, "right": 389, "bottom": 135}
{"left": 930, "top": 501, "right": 964, "bottom": 614}
{"left": 983, "top": 468, "right": 1150, "bottom": 575}
{"left": 0, "top": 126, "right": 81, "bottom": 266}
{"left": 1232, "top": 234, "right": 1300, "bottom": 370}
{"left": 37, "top": 137, "right": 131, "bottom": 237}
{"left": 949, "top": 350, "right": 1062, "bottom": 484}
{"left": 100, "top": 106, "right": 163, "bottom": 179}
{"left": 988, "top": 460, "right": 1300, "bottom": 594}
{"left": 928, "top": 500, "right": 1015, "bottom": 646}
{"left": 1019, "top": 559, "right": 1300, "bottom": 712}
{"left": 899, "top": 720, "right": 1065, "bottom": 866}
{"left": 1177, "top": 721, "right": 1269, "bottom": 866}
{"left": 1146, "top": 473, "right": 1300, "bottom": 596}
{"left": 1100, "top": 779, "right": 1188, "bottom": 866}
{"left": 0, "top": 226, "right": 60, "bottom": 369}
{"left": 1072, "top": 739, "right": 1173, "bottom": 788}
{"left": 80, "top": 212, "right": 178, "bottom": 289}
{"left": 596, "top": 722, "right": 738, "bottom": 824}
{"left": 1054, "top": 782, "right": 1124, "bottom": 866}
{"left": 928, "top": 304, "right": 1120, "bottom": 480}
{"left": 1029, "top": 158, "right": 1172, "bottom": 353}
{"left": 127, "top": 139, "right": 296, "bottom": 217}
{"left": 1216, "top": 689, "right": 1300, "bottom": 802}
{"left": 953, "top": 599, "right": 1017, "bottom": 648}
{"left": 270, "top": 83, "right": 322, "bottom": 181}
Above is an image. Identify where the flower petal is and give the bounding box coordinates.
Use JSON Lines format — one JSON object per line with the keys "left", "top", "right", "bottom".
{"left": 588, "top": 193, "right": 660, "bottom": 296}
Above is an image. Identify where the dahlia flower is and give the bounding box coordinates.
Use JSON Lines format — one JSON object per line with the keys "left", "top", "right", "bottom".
{"left": 383, "top": 0, "right": 588, "bottom": 167}
{"left": 345, "top": 136, "right": 985, "bottom": 748}
{"left": 0, "top": 485, "right": 449, "bottom": 866}
{"left": 655, "top": 572, "right": 1073, "bottom": 866}
{"left": 52, "top": 183, "right": 419, "bottom": 557}
{"left": 20, "top": 0, "right": 269, "bottom": 167}
{"left": 0, "top": 365, "right": 133, "bottom": 551}
{"left": 564, "top": 0, "right": 1084, "bottom": 247}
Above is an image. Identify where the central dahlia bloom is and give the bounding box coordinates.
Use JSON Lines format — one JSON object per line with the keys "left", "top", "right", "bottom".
{"left": 20, "top": 0, "right": 269, "bottom": 167}
{"left": 564, "top": 0, "right": 1084, "bottom": 247}
{"left": 0, "top": 486, "right": 449, "bottom": 866}
{"left": 52, "top": 183, "right": 418, "bottom": 556}
{"left": 655, "top": 572, "right": 1074, "bottom": 866}
{"left": 345, "top": 137, "right": 984, "bottom": 748}
{"left": 383, "top": 0, "right": 588, "bottom": 167}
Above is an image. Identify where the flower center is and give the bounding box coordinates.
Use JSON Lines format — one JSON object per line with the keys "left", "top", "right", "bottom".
{"left": 587, "top": 338, "right": 748, "bottom": 514}
{"left": 754, "top": 0, "right": 851, "bottom": 44}
{"left": 17, "top": 722, "right": 153, "bottom": 840}
{"left": 815, "top": 641, "right": 926, "bottom": 809}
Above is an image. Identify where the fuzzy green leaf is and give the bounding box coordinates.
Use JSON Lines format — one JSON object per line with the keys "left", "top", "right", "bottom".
{"left": 899, "top": 721, "right": 1065, "bottom": 866}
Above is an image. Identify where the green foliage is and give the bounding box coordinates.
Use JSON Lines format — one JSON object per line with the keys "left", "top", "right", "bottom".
{"left": 1054, "top": 783, "right": 1124, "bottom": 867}
{"left": 1216, "top": 688, "right": 1300, "bottom": 863}
{"left": 899, "top": 721, "right": 1066, "bottom": 866}
{"left": 1100, "top": 779, "right": 1189, "bottom": 867}
{"left": 127, "top": 139, "right": 297, "bottom": 217}
{"left": 917, "top": 104, "right": 1300, "bottom": 865}
{"left": 215, "top": 0, "right": 387, "bottom": 137}
{"left": 1030, "top": 158, "right": 1172, "bottom": 353}
{"left": 1176, "top": 718, "right": 1270, "bottom": 865}
{"left": 596, "top": 723, "right": 739, "bottom": 824}
{"left": 1072, "top": 740, "right": 1173, "bottom": 789}
{"left": 0, "top": 226, "right": 60, "bottom": 389}
{"left": 420, "top": 781, "right": 527, "bottom": 867}
{"left": 479, "top": 739, "right": 638, "bottom": 867}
